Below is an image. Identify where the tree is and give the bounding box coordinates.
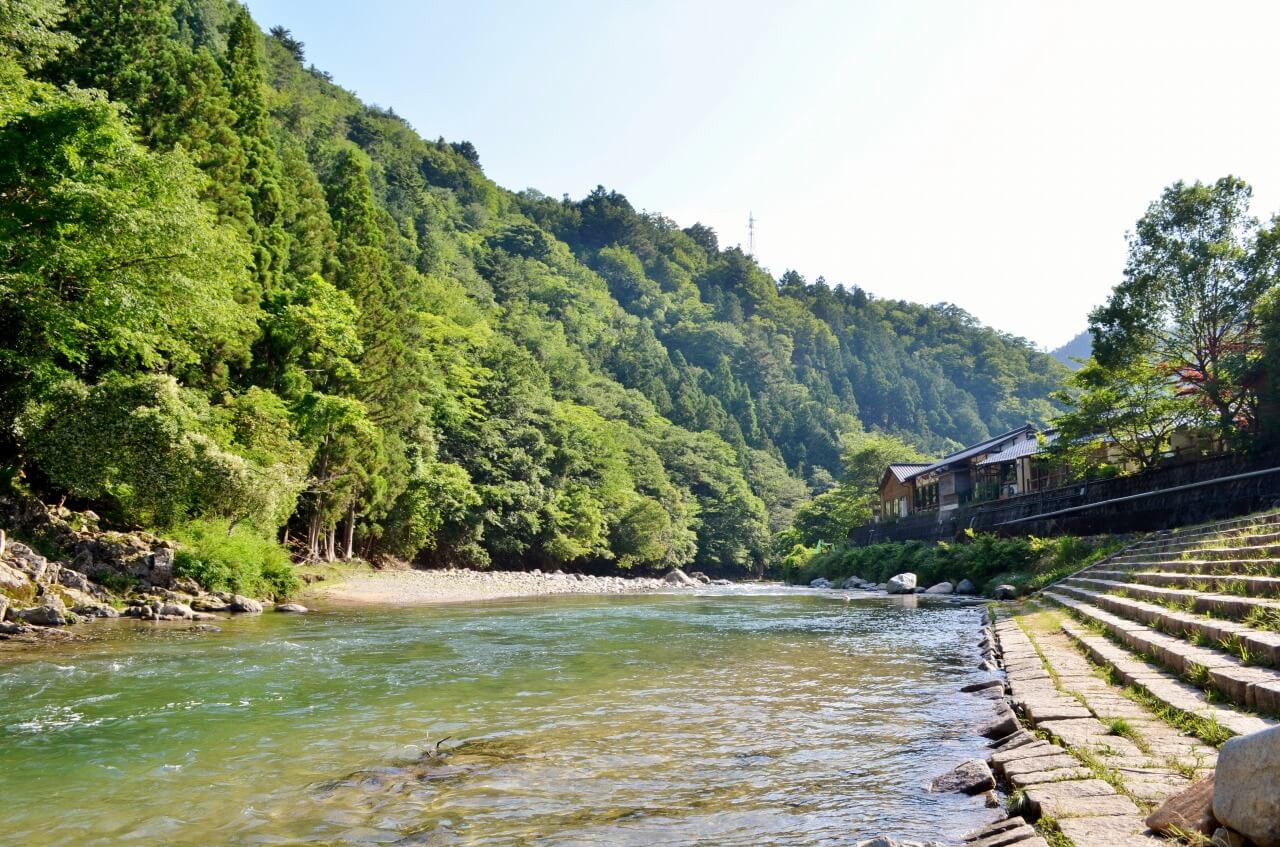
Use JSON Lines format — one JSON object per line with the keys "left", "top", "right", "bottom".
{"left": 1051, "top": 358, "right": 1195, "bottom": 472}
{"left": 1091, "top": 177, "right": 1275, "bottom": 436}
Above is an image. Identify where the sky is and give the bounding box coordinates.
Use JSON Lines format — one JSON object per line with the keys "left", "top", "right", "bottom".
{"left": 245, "top": 0, "right": 1280, "bottom": 350}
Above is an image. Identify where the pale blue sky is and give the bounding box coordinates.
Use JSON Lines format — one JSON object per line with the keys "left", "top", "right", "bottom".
{"left": 244, "top": 0, "right": 1280, "bottom": 349}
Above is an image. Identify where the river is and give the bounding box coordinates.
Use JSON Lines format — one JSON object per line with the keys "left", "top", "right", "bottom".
{"left": 0, "top": 586, "right": 999, "bottom": 846}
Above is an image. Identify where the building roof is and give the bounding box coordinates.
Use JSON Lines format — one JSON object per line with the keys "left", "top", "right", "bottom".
{"left": 907, "top": 424, "right": 1038, "bottom": 480}
{"left": 886, "top": 463, "right": 930, "bottom": 483}
{"left": 975, "top": 432, "right": 1056, "bottom": 466}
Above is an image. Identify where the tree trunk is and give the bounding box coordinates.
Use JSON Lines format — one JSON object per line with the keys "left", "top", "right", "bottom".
{"left": 343, "top": 503, "right": 356, "bottom": 561}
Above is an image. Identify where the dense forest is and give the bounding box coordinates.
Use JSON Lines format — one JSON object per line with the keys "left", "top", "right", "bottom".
{"left": 1, "top": 0, "right": 1068, "bottom": 579}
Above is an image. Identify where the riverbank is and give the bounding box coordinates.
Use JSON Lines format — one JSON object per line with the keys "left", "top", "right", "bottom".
{"left": 311, "top": 567, "right": 679, "bottom": 605}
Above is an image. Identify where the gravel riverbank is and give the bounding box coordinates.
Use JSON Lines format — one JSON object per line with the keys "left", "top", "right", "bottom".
{"left": 311, "top": 567, "right": 679, "bottom": 606}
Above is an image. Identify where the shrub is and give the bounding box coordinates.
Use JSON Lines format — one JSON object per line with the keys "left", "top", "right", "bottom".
{"left": 172, "top": 518, "right": 298, "bottom": 599}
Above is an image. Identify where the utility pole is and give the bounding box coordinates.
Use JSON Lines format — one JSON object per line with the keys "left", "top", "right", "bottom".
{"left": 747, "top": 211, "right": 756, "bottom": 256}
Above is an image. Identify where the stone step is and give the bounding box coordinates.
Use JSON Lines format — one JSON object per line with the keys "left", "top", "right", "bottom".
{"left": 1046, "top": 596, "right": 1276, "bottom": 738}
{"left": 1133, "top": 511, "right": 1280, "bottom": 547}
{"left": 1107, "top": 559, "right": 1280, "bottom": 577}
{"left": 1112, "top": 543, "right": 1280, "bottom": 563}
{"left": 1131, "top": 571, "right": 1280, "bottom": 597}
{"left": 1053, "top": 582, "right": 1280, "bottom": 668}
{"left": 1043, "top": 590, "right": 1280, "bottom": 716}
{"left": 1062, "top": 576, "right": 1280, "bottom": 621}
{"left": 1129, "top": 526, "right": 1280, "bottom": 554}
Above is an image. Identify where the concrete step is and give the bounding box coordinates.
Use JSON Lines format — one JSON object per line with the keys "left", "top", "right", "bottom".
{"left": 1112, "top": 543, "right": 1280, "bottom": 564}
{"left": 1053, "top": 582, "right": 1280, "bottom": 667}
{"left": 1108, "top": 558, "right": 1280, "bottom": 577}
{"left": 1046, "top": 604, "right": 1277, "bottom": 738}
{"left": 1129, "top": 527, "right": 1280, "bottom": 554}
{"left": 1061, "top": 576, "right": 1280, "bottom": 621}
{"left": 1043, "top": 590, "right": 1280, "bottom": 715}
{"left": 1131, "top": 571, "right": 1280, "bottom": 597}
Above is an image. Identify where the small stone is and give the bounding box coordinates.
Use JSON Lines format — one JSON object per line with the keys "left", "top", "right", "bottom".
{"left": 992, "top": 584, "right": 1017, "bottom": 600}
{"left": 1213, "top": 724, "right": 1280, "bottom": 847}
{"left": 275, "top": 603, "right": 308, "bottom": 614}
{"left": 955, "top": 578, "right": 978, "bottom": 595}
{"left": 930, "top": 759, "right": 995, "bottom": 794}
{"left": 886, "top": 572, "right": 917, "bottom": 594}
{"left": 192, "top": 624, "right": 221, "bottom": 633}
{"left": 924, "top": 581, "right": 953, "bottom": 594}
{"left": 854, "top": 838, "right": 896, "bottom": 847}
{"left": 1146, "top": 776, "right": 1216, "bottom": 837}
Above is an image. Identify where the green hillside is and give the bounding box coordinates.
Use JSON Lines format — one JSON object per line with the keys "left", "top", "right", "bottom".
{"left": 1, "top": 0, "right": 1066, "bottom": 575}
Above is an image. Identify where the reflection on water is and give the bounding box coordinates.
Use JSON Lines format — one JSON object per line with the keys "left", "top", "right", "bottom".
{"left": 0, "top": 588, "right": 1001, "bottom": 846}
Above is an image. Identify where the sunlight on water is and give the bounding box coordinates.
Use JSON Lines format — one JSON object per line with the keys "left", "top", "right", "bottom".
{"left": 0, "top": 590, "right": 1001, "bottom": 846}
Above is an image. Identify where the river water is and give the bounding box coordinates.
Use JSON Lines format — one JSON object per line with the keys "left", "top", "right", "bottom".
{"left": 0, "top": 587, "right": 1001, "bottom": 846}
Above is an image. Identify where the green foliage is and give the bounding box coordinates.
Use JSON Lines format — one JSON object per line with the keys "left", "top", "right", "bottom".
{"left": 784, "top": 533, "right": 1119, "bottom": 594}
{"left": 171, "top": 517, "right": 298, "bottom": 598}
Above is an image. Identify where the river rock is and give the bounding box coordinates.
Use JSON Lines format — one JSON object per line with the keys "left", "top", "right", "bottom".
{"left": 1147, "top": 777, "right": 1216, "bottom": 837}
{"left": 229, "top": 595, "right": 263, "bottom": 614}
{"left": 72, "top": 603, "right": 118, "bottom": 618}
{"left": 992, "top": 584, "right": 1017, "bottom": 600}
{"left": 930, "top": 759, "right": 995, "bottom": 794}
{"left": 955, "top": 578, "right": 977, "bottom": 595}
{"left": 1213, "top": 827, "right": 1247, "bottom": 847}
{"left": 886, "top": 573, "right": 917, "bottom": 594}
{"left": 925, "top": 581, "right": 953, "bottom": 594}
{"left": 1213, "top": 725, "right": 1280, "bottom": 847}
{"left": 662, "top": 568, "right": 697, "bottom": 586}
{"left": 191, "top": 596, "right": 231, "bottom": 612}
{"left": 711, "top": 578, "right": 732, "bottom": 586}
{"left": 962, "top": 679, "right": 1004, "bottom": 694}
{"left": 979, "top": 704, "right": 1019, "bottom": 739}
{"left": 17, "top": 597, "right": 74, "bottom": 626}
{"left": 688, "top": 571, "right": 712, "bottom": 584}
{"left": 158, "top": 603, "right": 195, "bottom": 619}
{"left": 276, "top": 603, "right": 308, "bottom": 613}
{"left": 173, "top": 576, "right": 201, "bottom": 595}
{"left": 809, "top": 577, "right": 833, "bottom": 589}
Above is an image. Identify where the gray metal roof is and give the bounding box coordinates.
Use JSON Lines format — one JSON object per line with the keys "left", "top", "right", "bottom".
{"left": 976, "top": 432, "right": 1057, "bottom": 466}
{"left": 887, "top": 463, "right": 930, "bottom": 483}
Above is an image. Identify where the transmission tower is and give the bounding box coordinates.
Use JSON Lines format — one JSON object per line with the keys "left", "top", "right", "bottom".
{"left": 748, "top": 211, "right": 756, "bottom": 256}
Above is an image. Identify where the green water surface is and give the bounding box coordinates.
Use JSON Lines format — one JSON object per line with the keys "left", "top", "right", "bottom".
{"left": 0, "top": 587, "right": 1000, "bottom": 846}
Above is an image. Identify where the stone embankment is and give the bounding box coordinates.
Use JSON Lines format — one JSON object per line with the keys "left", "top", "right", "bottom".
{"left": 967, "top": 510, "right": 1280, "bottom": 847}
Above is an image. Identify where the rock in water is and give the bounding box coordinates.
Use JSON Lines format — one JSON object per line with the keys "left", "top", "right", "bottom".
{"left": 1146, "top": 777, "right": 1216, "bottom": 837}
{"left": 276, "top": 603, "right": 308, "bottom": 614}
{"left": 842, "top": 575, "right": 866, "bottom": 589}
{"left": 955, "top": 578, "right": 977, "bottom": 595}
{"left": 809, "top": 577, "right": 833, "bottom": 589}
{"left": 930, "top": 759, "right": 995, "bottom": 794}
{"left": 992, "top": 584, "right": 1017, "bottom": 600}
{"left": 229, "top": 594, "right": 264, "bottom": 614}
{"left": 886, "top": 573, "right": 917, "bottom": 594}
{"left": 925, "top": 581, "right": 953, "bottom": 594}
{"left": 1214, "top": 725, "right": 1280, "bottom": 847}
{"left": 661, "top": 568, "right": 697, "bottom": 586}
{"left": 17, "top": 597, "right": 74, "bottom": 627}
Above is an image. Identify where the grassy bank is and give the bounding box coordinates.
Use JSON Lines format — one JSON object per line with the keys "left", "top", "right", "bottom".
{"left": 781, "top": 532, "right": 1127, "bottom": 596}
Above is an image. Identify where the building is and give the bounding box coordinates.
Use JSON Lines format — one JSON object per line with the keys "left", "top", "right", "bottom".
{"left": 877, "top": 425, "right": 1044, "bottom": 520}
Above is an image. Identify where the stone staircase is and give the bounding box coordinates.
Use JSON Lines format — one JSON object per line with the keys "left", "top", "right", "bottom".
{"left": 1043, "top": 510, "right": 1280, "bottom": 735}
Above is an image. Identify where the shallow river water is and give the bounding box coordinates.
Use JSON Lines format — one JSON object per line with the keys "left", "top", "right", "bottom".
{"left": 0, "top": 587, "right": 1000, "bottom": 846}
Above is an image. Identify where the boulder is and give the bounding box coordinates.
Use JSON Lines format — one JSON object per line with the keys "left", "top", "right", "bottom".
{"left": 0, "top": 561, "right": 31, "bottom": 599}
{"left": 955, "top": 578, "right": 978, "bottom": 595}
{"left": 979, "top": 704, "right": 1019, "bottom": 739}
{"left": 276, "top": 603, "right": 308, "bottom": 614}
{"left": 229, "top": 595, "right": 263, "bottom": 614}
{"left": 930, "top": 759, "right": 995, "bottom": 794}
{"left": 992, "top": 584, "right": 1017, "bottom": 600}
{"left": 1214, "top": 725, "right": 1280, "bottom": 847}
{"left": 886, "top": 573, "right": 917, "bottom": 594}
{"left": 191, "top": 596, "right": 231, "bottom": 612}
{"left": 662, "top": 568, "right": 697, "bottom": 586}
{"left": 688, "top": 571, "right": 712, "bottom": 584}
{"left": 925, "top": 581, "right": 954, "bottom": 594}
{"left": 711, "top": 578, "right": 732, "bottom": 586}
{"left": 72, "top": 604, "right": 118, "bottom": 618}
{"left": 1147, "top": 777, "right": 1216, "bottom": 837}
{"left": 842, "top": 575, "right": 866, "bottom": 589}
{"left": 17, "top": 598, "right": 74, "bottom": 627}
{"left": 158, "top": 603, "right": 195, "bottom": 620}
{"left": 809, "top": 577, "right": 833, "bottom": 589}
{"left": 173, "top": 576, "right": 201, "bottom": 595}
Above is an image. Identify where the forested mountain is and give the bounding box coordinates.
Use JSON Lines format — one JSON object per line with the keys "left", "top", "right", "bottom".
{"left": 1, "top": 0, "right": 1066, "bottom": 576}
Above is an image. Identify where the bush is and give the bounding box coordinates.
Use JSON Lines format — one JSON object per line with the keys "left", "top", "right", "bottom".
{"left": 172, "top": 518, "right": 299, "bottom": 599}
{"left": 782, "top": 532, "right": 1123, "bottom": 596}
